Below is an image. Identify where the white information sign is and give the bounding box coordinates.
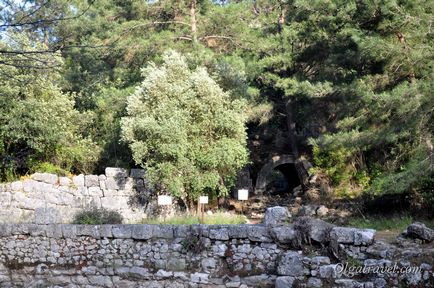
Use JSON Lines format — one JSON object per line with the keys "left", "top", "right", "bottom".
{"left": 157, "top": 195, "right": 172, "bottom": 206}
{"left": 237, "top": 189, "right": 249, "bottom": 201}
{"left": 199, "top": 196, "right": 209, "bottom": 204}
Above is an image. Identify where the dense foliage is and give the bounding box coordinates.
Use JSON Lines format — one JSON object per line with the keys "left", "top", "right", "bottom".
{"left": 0, "top": 0, "right": 432, "bottom": 209}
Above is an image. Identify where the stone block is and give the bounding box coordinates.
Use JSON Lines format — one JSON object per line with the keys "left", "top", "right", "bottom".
{"left": 59, "top": 177, "right": 72, "bottom": 186}
{"left": 307, "top": 277, "right": 322, "bottom": 288}
{"left": 28, "top": 224, "right": 47, "bottom": 237}
{"left": 105, "top": 177, "right": 126, "bottom": 190}
{"left": 275, "top": 276, "right": 295, "bottom": 288}
{"left": 132, "top": 225, "right": 153, "bottom": 240}
{"left": 61, "top": 225, "right": 77, "bottom": 238}
{"left": 271, "top": 225, "right": 296, "bottom": 244}
{"left": 190, "top": 272, "right": 209, "bottom": 284}
{"left": 11, "top": 181, "right": 23, "bottom": 191}
{"left": 123, "top": 178, "right": 134, "bottom": 190}
{"left": 153, "top": 225, "right": 174, "bottom": 239}
{"left": 60, "top": 192, "right": 74, "bottom": 206}
{"left": 112, "top": 225, "right": 132, "bottom": 238}
{"left": 209, "top": 227, "right": 229, "bottom": 240}
{"left": 88, "top": 275, "right": 113, "bottom": 287}
{"left": 167, "top": 258, "right": 186, "bottom": 271}
{"left": 243, "top": 275, "right": 274, "bottom": 287}
{"left": 88, "top": 186, "right": 103, "bottom": 197}
{"left": 100, "top": 196, "right": 129, "bottom": 210}
{"left": 85, "top": 175, "right": 100, "bottom": 187}
{"left": 293, "top": 217, "right": 335, "bottom": 244}
{"left": 0, "top": 224, "right": 12, "bottom": 236}
{"left": 264, "top": 206, "right": 291, "bottom": 226}
{"left": 319, "top": 264, "right": 340, "bottom": 279}
{"left": 277, "top": 251, "right": 305, "bottom": 276}
{"left": 99, "top": 225, "right": 113, "bottom": 238}
{"left": 354, "top": 229, "right": 376, "bottom": 245}
{"left": 0, "top": 191, "right": 12, "bottom": 207}
{"left": 23, "top": 179, "right": 36, "bottom": 192}
{"left": 174, "top": 225, "right": 190, "bottom": 238}
{"left": 32, "top": 172, "right": 58, "bottom": 184}
{"left": 46, "top": 224, "right": 63, "bottom": 238}
{"left": 201, "top": 258, "right": 217, "bottom": 271}
{"left": 311, "top": 256, "right": 331, "bottom": 266}
{"left": 316, "top": 205, "right": 329, "bottom": 217}
{"left": 105, "top": 167, "right": 128, "bottom": 178}
{"left": 76, "top": 225, "right": 100, "bottom": 238}
{"left": 44, "top": 192, "right": 63, "bottom": 205}
{"left": 334, "top": 279, "right": 364, "bottom": 288}
{"left": 130, "top": 168, "right": 146, "bottom": 178}
{"left": 102, "top": 189, "right": 120, "bottom": 197}
{"left": 330, "top": 227, "right": 356, "bottom": 244}
{"left": 99, "top": 175, "right": 107, "bottom": 189}
{"left": 247, "top": 225, "right": 272, "bottom": 242}
{"left": 227, "top": 225, "right": 249, "bottom": 238}
{"left": 73, "top": 174, "right": 85, "bottom": 187}
{"left": 406, "top": 222, "right": 434, "bottom": 242}
{"left": 34, "top": 207, "right": 60, "bottom": 224}
{"left": 129, "top": 267, "right": 152, "bottom": 279}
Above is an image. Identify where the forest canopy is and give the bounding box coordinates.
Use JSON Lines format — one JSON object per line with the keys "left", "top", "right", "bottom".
{"left": 0, "top": 0, "right": 432, "bottom": 208}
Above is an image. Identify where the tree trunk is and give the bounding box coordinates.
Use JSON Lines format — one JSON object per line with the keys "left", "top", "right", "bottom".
{"left": 285, "top": 97, "right": 299, "bottom": 158}
{"left": 190, "top": 0, "right": 197, "bottom": 43}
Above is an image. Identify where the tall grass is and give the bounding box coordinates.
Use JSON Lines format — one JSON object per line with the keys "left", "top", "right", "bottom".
{"left": 141, "top": 211, "right": 246, "bottom": 225}
{"left": 347, "top": 214, "right": 434, "bottom": 231}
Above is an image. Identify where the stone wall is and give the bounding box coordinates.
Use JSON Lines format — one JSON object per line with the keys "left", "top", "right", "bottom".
{"left": 0, "top": 215, "right": 432, "bottom": 287}
{"left": 0, "top": 168, "right": 169, "bottom": 224}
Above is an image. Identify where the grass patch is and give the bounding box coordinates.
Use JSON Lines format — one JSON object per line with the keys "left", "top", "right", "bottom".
{"left": 347, "top": 214, "right": 434, "bottom": 231}
{"left": 141, "top": 211, "right": 246, "bottom": 225}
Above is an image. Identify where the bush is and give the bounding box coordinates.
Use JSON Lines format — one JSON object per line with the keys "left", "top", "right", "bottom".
{"left": 30, "top": 162, "right": 70, "bottom": 176}
{"left": 72, "top": 207, "right": 123, "bottom": 224}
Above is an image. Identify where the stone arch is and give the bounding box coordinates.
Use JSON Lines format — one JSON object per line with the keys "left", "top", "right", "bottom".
{"left": 254, "top": 154, "right": 302, "bottom": 195}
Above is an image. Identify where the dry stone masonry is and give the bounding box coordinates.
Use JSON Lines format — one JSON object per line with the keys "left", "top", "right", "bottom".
{"left": 0, "top": 208, "right": 433, "bottom": 287}
{"left": 0, "top": 168, "right": 169, "bottom": 224}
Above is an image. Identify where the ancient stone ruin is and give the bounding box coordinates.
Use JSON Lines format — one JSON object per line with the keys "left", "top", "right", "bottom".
{"left": 0, "top": 169, "right": 433, "bottom": 287}
{"left": 0, "top": 168, "right": 169, "bottom": 224}
{"left": 0, "top": 205, "right": 433, "bottom": 287}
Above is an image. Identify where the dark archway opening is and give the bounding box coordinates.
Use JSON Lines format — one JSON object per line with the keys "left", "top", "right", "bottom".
{"left": 265, "top": 163, "right": 301, "bottom": 195}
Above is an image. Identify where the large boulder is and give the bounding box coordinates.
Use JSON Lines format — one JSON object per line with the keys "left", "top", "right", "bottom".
{"left": 264, "top": 206, "right": 291, "bottom": 226}
{"left": 404, "top": 222, "right": 434, "bottom": 242}
{"left": 294, "top": 217, "right": 335, "bottom": 244}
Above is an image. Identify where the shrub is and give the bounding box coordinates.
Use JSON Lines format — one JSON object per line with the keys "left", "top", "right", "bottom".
{"left": 72, "top": 207, "right": 123, "bottom": 224}
{"left": 30, "top": 162, "right": 70, "bottom": 176}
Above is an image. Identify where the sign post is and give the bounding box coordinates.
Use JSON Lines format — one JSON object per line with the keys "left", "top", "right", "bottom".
{"left": 237, "top": 189, "right": 248, "bottom": 215}
{"left": 199, "top": 196, "right": 209, "bottom": 224}
{"left": 157, "top": 195, "right": 173, "bottom": 223}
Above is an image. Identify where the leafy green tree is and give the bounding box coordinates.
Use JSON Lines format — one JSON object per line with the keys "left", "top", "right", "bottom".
{"left": 0, "top": 33, "right": 100, "bottom": 180}
{"left": 121, "top": 50, "right": 248, "bottom": 206}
